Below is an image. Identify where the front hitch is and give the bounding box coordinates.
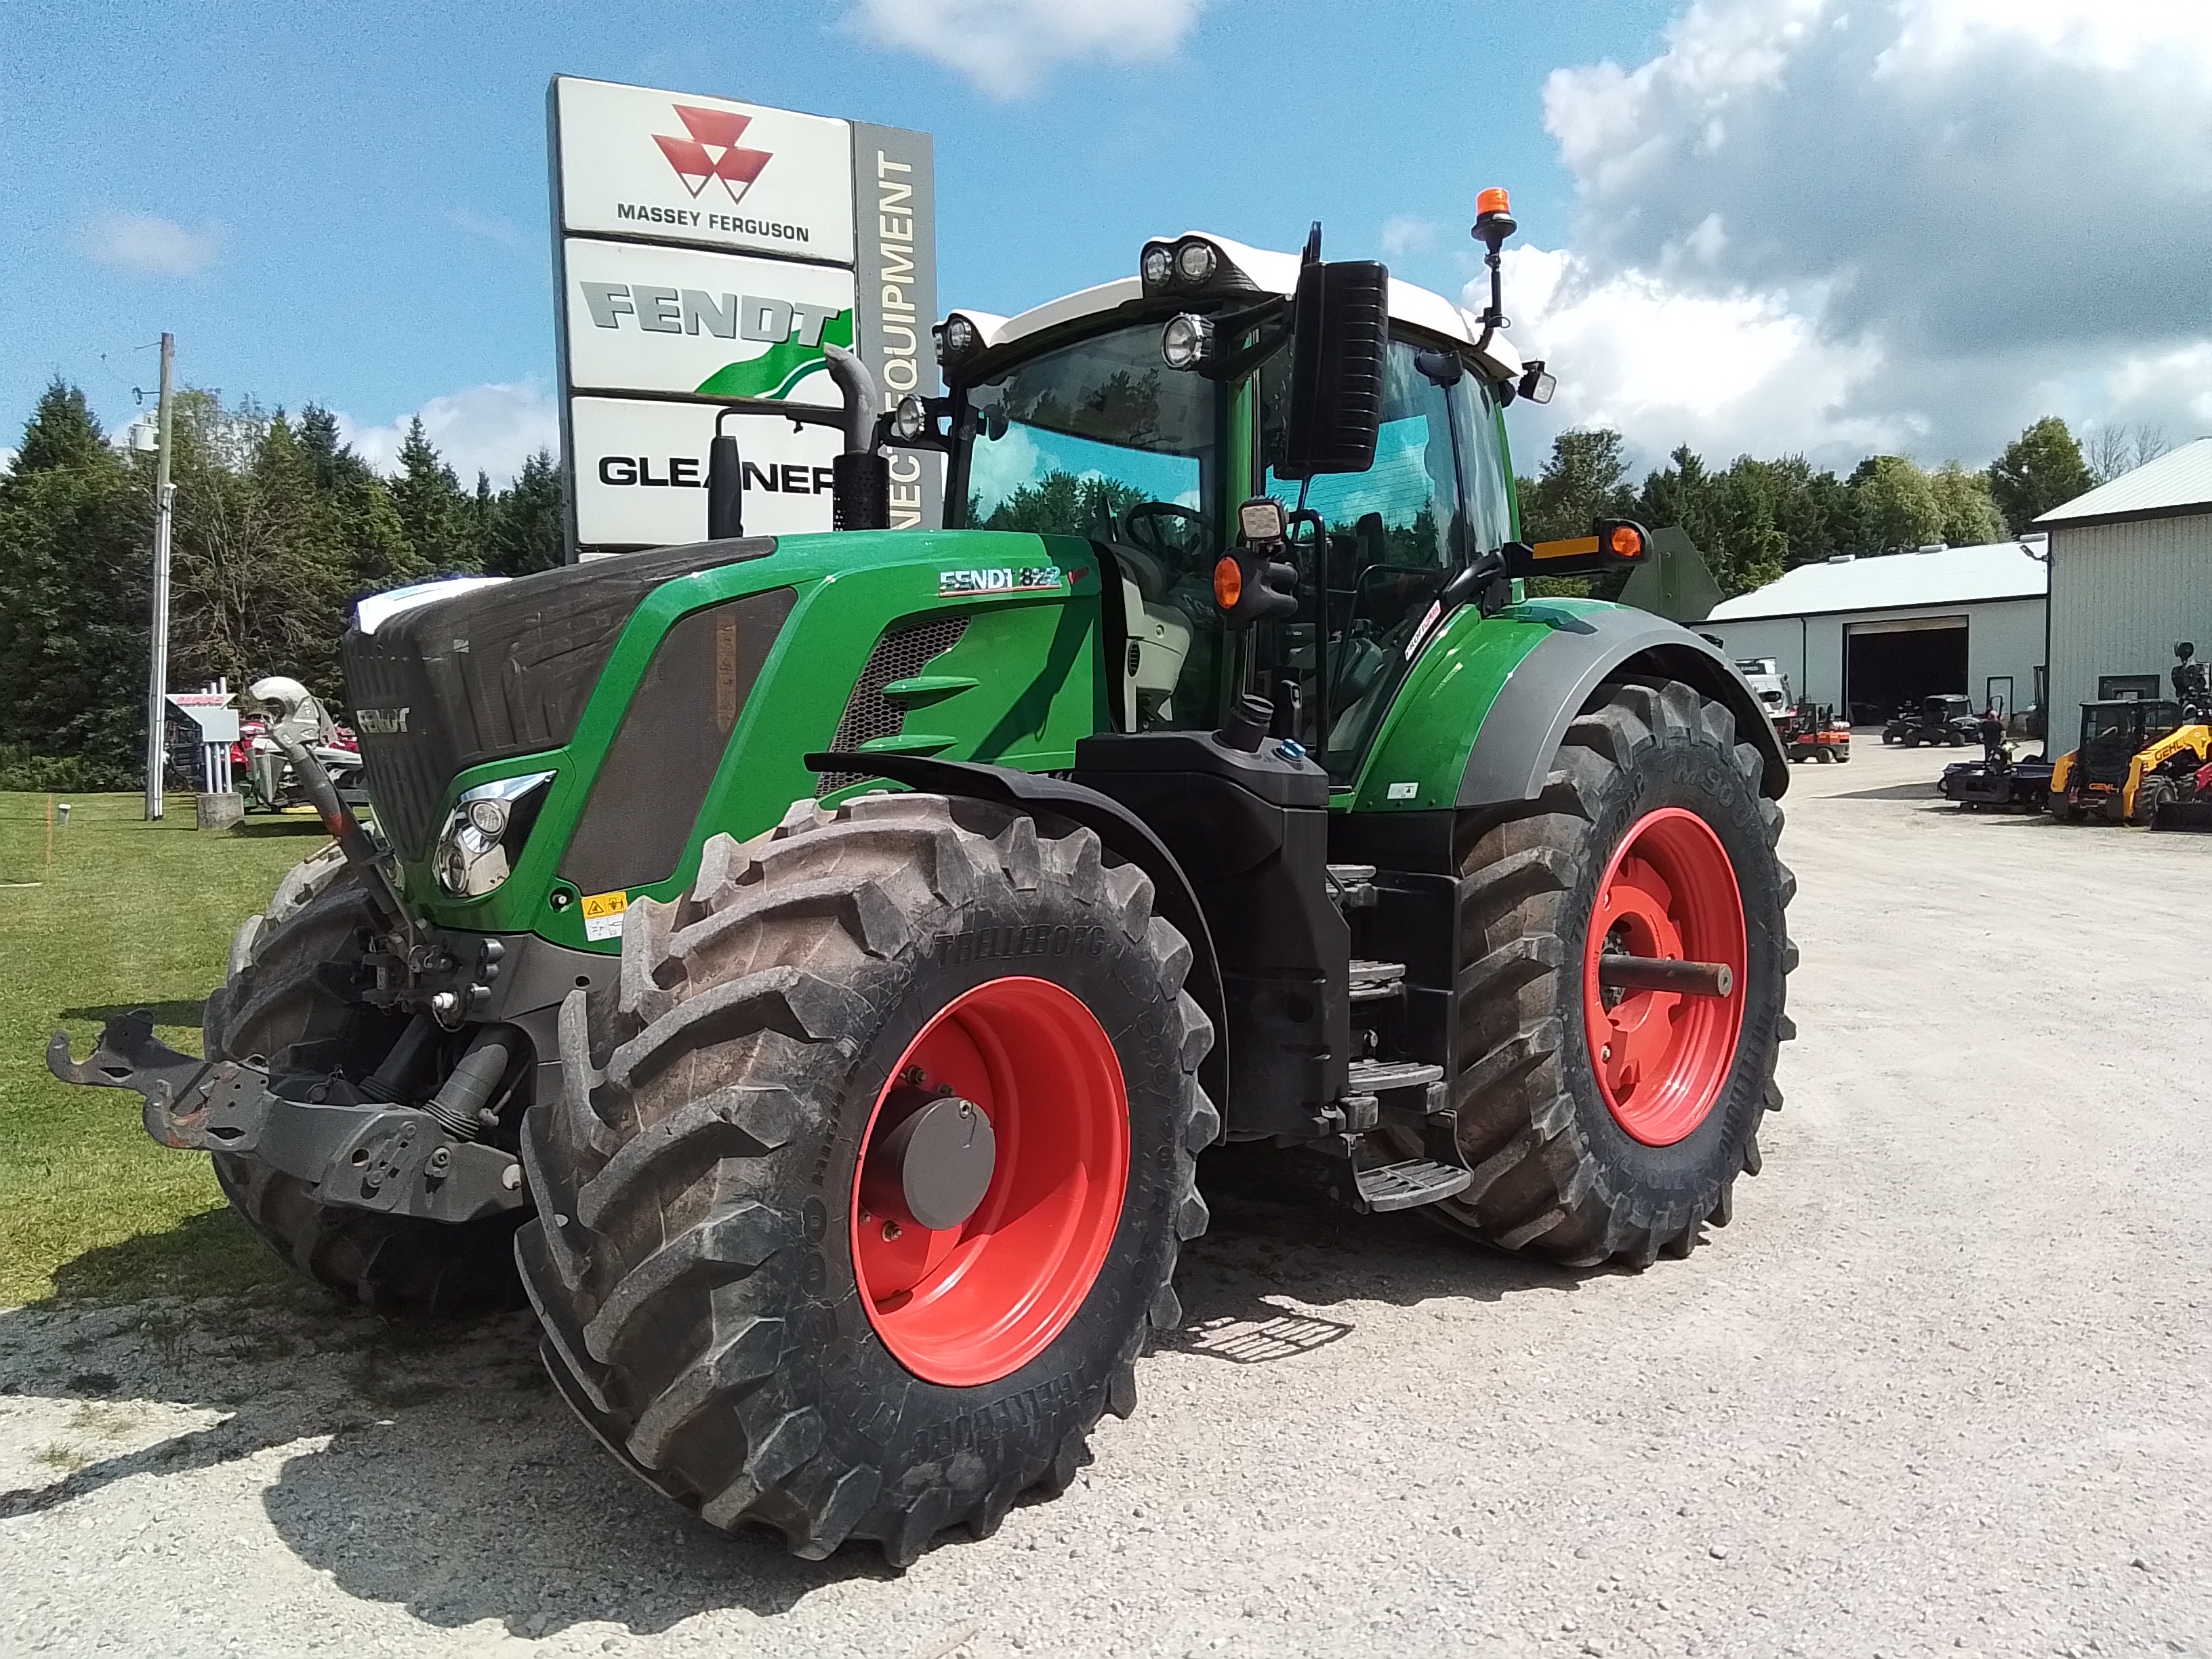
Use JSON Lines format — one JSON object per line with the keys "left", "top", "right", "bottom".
{"left": 47, "top": 1014, "right": 526, "bottom": 1223}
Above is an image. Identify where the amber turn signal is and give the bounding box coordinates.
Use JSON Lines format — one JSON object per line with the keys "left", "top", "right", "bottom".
{"left": 1610, "top": 524, "right": 1646, "bottom": 558}
{"left": 1213, "top": 556, "right": 1243, "bottom": 609}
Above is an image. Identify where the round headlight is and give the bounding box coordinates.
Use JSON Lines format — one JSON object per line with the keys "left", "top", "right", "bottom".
{"left": 468, "top": 798, "right": 510, "bottom": 836}
{"left": 888, "top": 394, "right": 930, "bottom": 445}
{"left": 1160, "top": 312, "right": 1214, "bottom": 372}
{"left": 941, "top": 316, "right": 978, "bottom": 361}
{"left": 1174, "top": 239, "right": 1217, "bottom": 285}
{"left": 1141, "top": 245, "right": 1173, "bottom": 289}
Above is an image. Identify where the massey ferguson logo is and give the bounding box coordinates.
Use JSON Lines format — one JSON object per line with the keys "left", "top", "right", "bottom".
{"left": 653, "top": 106, "right": 771, "bottom": 205}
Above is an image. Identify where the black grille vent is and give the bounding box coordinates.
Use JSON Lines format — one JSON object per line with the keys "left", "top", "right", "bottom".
{"left": 817, "top": 615, "right": 970, "bottom": 794}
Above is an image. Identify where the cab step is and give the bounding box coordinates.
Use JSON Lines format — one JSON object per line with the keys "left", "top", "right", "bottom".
{"left": 1347, "top": 959, "right": 1406, "bottom": 1002}
{"left": 1346, "top": 1058, "right": 1443, "bottom": 1096}
{"left": 1346, "top": 1158, "right": 1473, "bottom": 1212}
{"left": 1326, "top": 863, "right": 1378, "bottom": 912}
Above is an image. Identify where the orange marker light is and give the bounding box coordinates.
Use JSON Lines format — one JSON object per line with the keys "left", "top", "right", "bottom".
{"left": 1213, "top": 556, "right": 1243, "bottom": 609}
{"left": 1610, "top": 525, "right": 1645, "bottom": 558}
{"left": 1477, "top": 186, "right": 1512, "bottom": 219}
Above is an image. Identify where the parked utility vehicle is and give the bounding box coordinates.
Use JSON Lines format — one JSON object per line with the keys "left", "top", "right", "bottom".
{"left": 53, "top": 200, "right": 1794, "bottom": 1566}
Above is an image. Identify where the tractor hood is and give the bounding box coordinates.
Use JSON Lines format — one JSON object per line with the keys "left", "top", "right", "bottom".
{"left": 341, "top": 537, "right": 777, "bottom": 859}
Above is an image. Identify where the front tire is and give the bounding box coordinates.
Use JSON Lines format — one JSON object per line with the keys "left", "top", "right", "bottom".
{"left": 202, "top": 848, "right": 528, "bottom": 1314}
{"left": 515, "top": 794, "right": 1215, "bottom": 1567}
{"left": 1428, "top": 680, "right": 1794, "bottom": 1267}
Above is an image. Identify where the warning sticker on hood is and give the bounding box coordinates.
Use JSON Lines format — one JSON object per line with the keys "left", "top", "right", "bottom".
{"left": 581, "top": 890, "right": 630, "bottom": 942}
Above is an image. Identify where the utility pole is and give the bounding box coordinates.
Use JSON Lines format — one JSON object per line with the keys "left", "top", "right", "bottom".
{"left": 143, "top": 332, "right": 175, "bottom": 821}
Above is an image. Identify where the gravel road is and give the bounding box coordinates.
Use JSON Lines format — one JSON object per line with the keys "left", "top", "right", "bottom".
{"left": 4, "top": 737, "right": 2207, "bottom": 1658}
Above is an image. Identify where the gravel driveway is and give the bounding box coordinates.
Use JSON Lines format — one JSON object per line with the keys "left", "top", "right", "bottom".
{"left": 4, "top": 737, "right": 2207, "bottom": 1658}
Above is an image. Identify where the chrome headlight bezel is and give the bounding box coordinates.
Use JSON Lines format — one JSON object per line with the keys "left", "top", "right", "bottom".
{"left": 434, "top": 771, "right": 554, "bottom": 899}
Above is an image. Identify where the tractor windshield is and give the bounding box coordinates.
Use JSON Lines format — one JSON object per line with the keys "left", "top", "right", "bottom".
{"left": 958, "top": 322, "right": 1227, "bottom": 577}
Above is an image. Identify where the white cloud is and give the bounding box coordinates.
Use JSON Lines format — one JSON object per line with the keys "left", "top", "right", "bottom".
{"left": 845, "top": 0, "right": 1209, "bottom": 98}
{"left": 341, "top": 380, "right": 558, "bottom": 487}
{"left": 0, "top": 447, "right": 16, "bottom": 475}
{"left": 1380, "top": 216, "right": 1439, "bottom": 259}
{"left": 445, "top": 208, "right": 532, "bottom": 253}
{"left": 1481, "top": 245, "right": 1905, "bottom": 468}
{"left": 79, "top": 211, "right": 221, "bottom": 276}
{"left": 1523, "top": 0, "right": 2212, "bottom": 468}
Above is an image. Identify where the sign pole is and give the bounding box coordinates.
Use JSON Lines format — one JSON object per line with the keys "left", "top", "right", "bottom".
{"left": 143, "top": 331, "right": 176, "bottom": 821}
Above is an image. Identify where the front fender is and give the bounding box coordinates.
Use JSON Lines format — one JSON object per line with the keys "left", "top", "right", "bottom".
{"left": 1350, "top": 598, "right": 1788, "bottom": 812}
{"left": 804, "top": 750, "right": 1228, "bottom": 1126}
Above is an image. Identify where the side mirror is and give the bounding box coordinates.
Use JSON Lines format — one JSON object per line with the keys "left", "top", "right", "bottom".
{"left": 1279, "top": 260, "right": 1388, "bottom": 480}
{"left": 1504, "top": 517, "right": 1653, "bottom": 579}
{"left": 707, "top": 423, "right": 744, "bottom": 540}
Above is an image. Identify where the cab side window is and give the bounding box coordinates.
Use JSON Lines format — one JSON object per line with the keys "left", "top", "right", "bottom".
{"left": 1258, "top": 337, "right": 1469, "bottom": 771}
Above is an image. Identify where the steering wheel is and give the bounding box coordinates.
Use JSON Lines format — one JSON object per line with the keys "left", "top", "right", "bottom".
{"left": 1116, "top": 501, "right": 1216, "bottom": 568}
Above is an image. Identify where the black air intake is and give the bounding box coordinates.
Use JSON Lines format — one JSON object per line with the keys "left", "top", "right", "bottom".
{"left": 815, "top": 615, "right": 970, "bottom": 795}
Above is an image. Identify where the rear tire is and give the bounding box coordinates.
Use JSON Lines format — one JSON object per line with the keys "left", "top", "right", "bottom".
{"left": 514, "top": 794, "right": 1214, "bottom": 1567}
{"left": 202, "top": 847, "right": 527, "bottom": 1315}
{"left": 1425, "top": 680, "right": 1793, "bottom": 1267}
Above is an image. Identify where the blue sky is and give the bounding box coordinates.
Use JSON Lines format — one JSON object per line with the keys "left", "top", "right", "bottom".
{"left": 6, "top": 1, "right": 2208, "bottom": 482}
{"left": 0, "top": 0, "right": 1669, "bottom": 472}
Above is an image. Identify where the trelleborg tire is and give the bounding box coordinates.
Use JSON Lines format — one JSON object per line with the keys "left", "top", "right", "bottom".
{"left": 1425, "top": 679, "right": 1795, "bottom": 1267}
{"left": 201, "top": 845, "right": 527, "bottom": 1314}
{"left": 514, "top": 792, "right": 1215, "bottom": 1568}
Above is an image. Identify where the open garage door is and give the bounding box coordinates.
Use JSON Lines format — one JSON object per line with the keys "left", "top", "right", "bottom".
{"left": 1845, "top": 616, "right": 1967, "bottom": 724}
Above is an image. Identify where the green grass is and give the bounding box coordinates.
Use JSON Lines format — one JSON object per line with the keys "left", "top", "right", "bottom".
{"left": 0, "top": 792, "right": 332, "bottom": 1305}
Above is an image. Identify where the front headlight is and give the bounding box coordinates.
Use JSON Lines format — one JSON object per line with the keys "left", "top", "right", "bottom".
{"left": 434, "top": 771, "right": 554, "bottom": 899}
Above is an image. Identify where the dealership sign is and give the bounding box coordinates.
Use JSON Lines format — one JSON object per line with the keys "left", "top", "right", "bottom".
{"left": 549, "top": 76, "right": 939, "bottom": 555}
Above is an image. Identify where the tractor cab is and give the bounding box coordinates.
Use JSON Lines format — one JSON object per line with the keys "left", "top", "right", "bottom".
{"left": 913, "top": 226, "right": 1550, "bottom": 784}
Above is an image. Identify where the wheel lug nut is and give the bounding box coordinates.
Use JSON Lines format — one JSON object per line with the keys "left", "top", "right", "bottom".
{"left": 1601, "top": 1045, "right": 1614, "bottom": 1062}
{"left": 882, "top": 1220, "right": 902, "bottom": 1242}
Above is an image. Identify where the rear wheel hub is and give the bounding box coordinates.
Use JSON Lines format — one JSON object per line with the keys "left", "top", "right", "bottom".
{"left": 1582, "top": 807, "right": 1748, "bottom": 1147}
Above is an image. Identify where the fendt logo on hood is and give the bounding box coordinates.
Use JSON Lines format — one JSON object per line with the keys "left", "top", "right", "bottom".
{"left": 653, "top": 105, "right": 771, "bottom": 205}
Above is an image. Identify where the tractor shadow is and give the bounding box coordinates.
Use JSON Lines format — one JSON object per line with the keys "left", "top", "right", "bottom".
{"left": 1158, "top": 1149, "right": 1608, "bottom": 1364}
{"left": 0, "top": 1258, "right": 872, "bottom": 1637}
{"left": 0, "top": 1161, "right": 1604, "bottom": 1637}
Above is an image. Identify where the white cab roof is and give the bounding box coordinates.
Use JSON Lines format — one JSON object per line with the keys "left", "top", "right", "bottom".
{"left": 946, "top": 232, "right": 1524, "bottom": 380}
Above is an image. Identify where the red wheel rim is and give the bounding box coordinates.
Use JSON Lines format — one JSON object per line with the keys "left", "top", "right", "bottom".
{"left": 1582, "top": 808, "right": 1748, "bottom": 1147}
{"left": 852, "top": 976, "right": 1129, "bottom": 1387}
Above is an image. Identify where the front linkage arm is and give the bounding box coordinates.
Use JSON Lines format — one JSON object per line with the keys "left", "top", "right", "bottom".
{"left": 47, "top": 1012, "right": 524, "bottom": 1225}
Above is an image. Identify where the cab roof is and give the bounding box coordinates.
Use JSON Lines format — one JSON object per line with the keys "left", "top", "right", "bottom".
{"left": 944, "top": 231, "right": 1525, "bottom": 383}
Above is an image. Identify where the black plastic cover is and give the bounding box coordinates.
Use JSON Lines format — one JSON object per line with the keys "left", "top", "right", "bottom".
{"left": 342, "top": 537, "right": 776, "bottom": 859}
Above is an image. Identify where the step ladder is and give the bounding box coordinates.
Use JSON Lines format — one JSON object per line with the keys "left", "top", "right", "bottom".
{"left": 1323, "top": 1060, "right": 1471, "bottom": 1212}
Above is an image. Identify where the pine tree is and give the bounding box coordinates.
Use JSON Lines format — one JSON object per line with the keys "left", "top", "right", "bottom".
{"left": 487, "top": 449, "right": 568, "bottom": 576}
{"left": 390, "top": 417, "right": 478, "bottom": 573}
{"left": 0, "top": 381, "right": 150, "bottom": 781}
{"left": 14, "top": 380, "right": 111, "bottom": 474}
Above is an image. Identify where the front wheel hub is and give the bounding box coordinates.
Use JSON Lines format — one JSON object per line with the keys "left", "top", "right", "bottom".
{"left": 860, "top": 1091, "right": 998, "bottom": 1232}
{"left": 852, "top": 976, "right": 1129, "bottom": 1388}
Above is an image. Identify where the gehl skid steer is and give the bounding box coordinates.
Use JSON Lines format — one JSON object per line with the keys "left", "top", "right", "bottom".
{"left": 53, "top": 194, "right": 1793, "bottom": 1566}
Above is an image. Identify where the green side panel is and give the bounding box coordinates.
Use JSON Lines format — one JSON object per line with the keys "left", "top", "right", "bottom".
{"left": 1345, "top": 596, "right": 1618, "bottom": 813}
{"left": 394, "top": 529, "right": 1109, "bottom": 950}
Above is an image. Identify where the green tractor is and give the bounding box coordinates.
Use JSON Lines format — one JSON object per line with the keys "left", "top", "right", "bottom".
{"left": 52, "top": 199, "right": 1794, "bottom": 1565}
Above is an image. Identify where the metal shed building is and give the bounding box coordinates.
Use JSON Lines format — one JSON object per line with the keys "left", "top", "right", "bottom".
{"left": 2034, "top": 437, "right": 2212, "bottom": 730}
{"left": 1700, "top": 539, "right": 2048, "bottom": 724}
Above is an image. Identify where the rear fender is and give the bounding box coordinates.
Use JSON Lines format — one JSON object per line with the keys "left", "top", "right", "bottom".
{"left": 804, "top": 751, "right": 1228, "bottom": 1125}
{"left": 1454, "top": 604, "right": 1788, "bottom": 806}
